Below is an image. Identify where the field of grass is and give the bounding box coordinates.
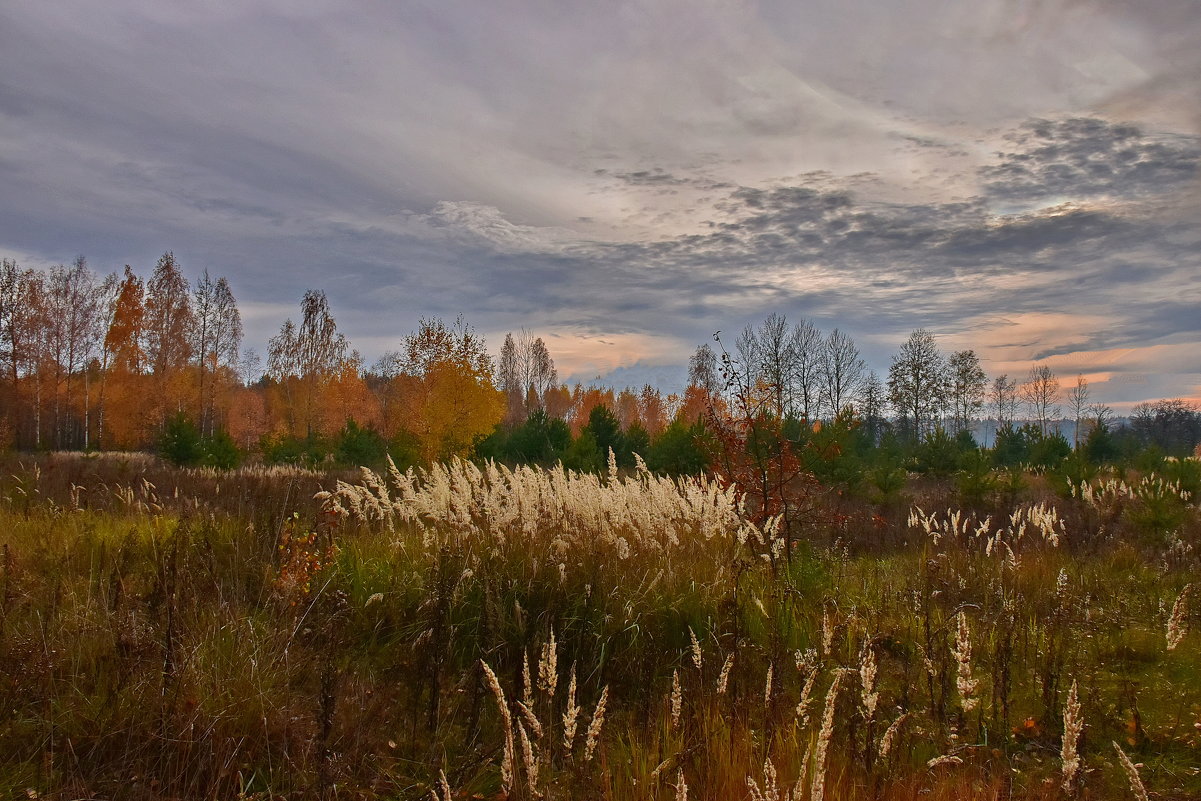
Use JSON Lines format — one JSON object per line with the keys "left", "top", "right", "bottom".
{"left": 0, "top": 452, "right": 1198, "bottom": 800}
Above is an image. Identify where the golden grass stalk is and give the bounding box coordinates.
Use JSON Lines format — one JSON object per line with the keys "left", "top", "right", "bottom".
{"left": 480, "top": 659, "right": 515, "bottom": 789}
{"left": 1112, "top": 741, "right": 1149, "bottom": 801}
{"left": 1061, "top": 679, "right": 1083, "bottom": 796}
{"left": 717, "top": 653, "right": 734, "bottom": 695}
{"left": 522, "top": 647, "right": 535, "bottom": 708}
{"left": 563, "top": 663, "right": 580, "bottom": 751}
{"left": 791, "top": 747, "right": 811, "bottom": 801}
{"left": 879, "top": 712, "right": 909, "bottom": 760}
{"left": 810, "top": 670, "right": 845, "bottom": 801}
{"left": 671, "top": 669, "right": 683, "bottom": 729}
{"left": 583, "top": 686, "right": 608, "bottom": 762}
{"left": 538, "top": 628, "right": 558, "bottom": 697}
{"left": 821, "top": 609, "right": 835, "bottom": 656}
{"left": 859, "top": 642, "right": 878, "bottom": 722}
{"left": 517, "top": 699, "right": 543, "bottom": 739}
{"left": 953, "top": 611, "right": 979, "bottom": 714}
{"left": 428, "top": 769, "right": 452, "bottom": 801}
{"left": 518, "top": 719, "right": 538, "bottom": 792}
{"left": 1167, "top": 584, "right": 1192, "bottom": 651}
{"left": 795, "top": 667, "right": 818, "bottom": 730}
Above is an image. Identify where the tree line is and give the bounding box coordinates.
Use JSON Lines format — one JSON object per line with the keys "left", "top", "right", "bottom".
{"left": 2, "top": 255, "right": 1198, "bottom": 470}
{"left": 0, "top": 254, "right": 243, "bottom": 452}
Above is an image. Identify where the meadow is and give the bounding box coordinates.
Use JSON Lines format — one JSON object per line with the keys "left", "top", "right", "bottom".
{"left": 0, "top": 450, "right": 1198, "bottom": 800}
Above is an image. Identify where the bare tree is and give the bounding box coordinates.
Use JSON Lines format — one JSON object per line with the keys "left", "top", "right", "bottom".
{"left": 497, "top": 330, "right": 557, "bottom": 424}
{"left": 192, "top": 275, "right": 244, "bottom": 435}
{"left": 84, "top": 271, "right": 120, "bottom": 449}
{"left": 990, "top": 374, "right": 1019, "bottom": 432}
{"left": 1020, "top": 364, "right": 1061, "bottom": 436}
{"left": 887, "top": 329, "right": 949, "bottom": 441}
{"left": 44, "top": 257, "right": 101, "bottom": 447}
{"left": 789, "top": 319, "right": 823, "bottom": 421}
{"left": 144, "top": 252, "right": 194, "bottom": 378}
{"left": 948, "top": 350, "right": 987, "bottom": 435}
{"left": 268, "top": 290, "right": 348, "bottom": 438}
{"left": 144, "top": 252, "right": 195, "bottom": 426}
{"left": 737, "top": 312, "right": 796, "bottom": 417}
{"left": 819, "top": 328, "right": 865, "bottom": 419}
{"left": 498, "top": 333, "right": 522, "bottom": 424}
{"left": 0, "top": 259, "right": 41, "bottom": 445}
{"left": 239, "top": 348, "right": 262, "bottom": 386}
{"left": 210, "top": 281, "right": 242, "bottom": 370}
{"left": 1067, "top": 375, "right": 1090, "bottom": 448}
{"left": 528, "top": 336, "right": 557, "bottom": 404}
{"left": 688, "top": 343, "right": 719, "bottom": 394}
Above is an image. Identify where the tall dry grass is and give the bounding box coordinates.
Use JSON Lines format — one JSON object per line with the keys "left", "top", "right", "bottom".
{"left": 0, "top": 453, "right": 1198, "bottom": 799}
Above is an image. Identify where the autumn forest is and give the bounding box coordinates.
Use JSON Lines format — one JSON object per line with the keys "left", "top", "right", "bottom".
{"left": 3, "top": 253, "right": 1198, "bottom": 476}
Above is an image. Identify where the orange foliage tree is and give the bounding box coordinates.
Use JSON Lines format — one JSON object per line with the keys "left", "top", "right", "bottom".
{"left": 100, "top": 266, "right": 149, "bottom": 449}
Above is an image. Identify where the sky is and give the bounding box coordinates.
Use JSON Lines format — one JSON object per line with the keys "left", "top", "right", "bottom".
{"left": 2, "top": 0, "right": 1199, "bottom": 409}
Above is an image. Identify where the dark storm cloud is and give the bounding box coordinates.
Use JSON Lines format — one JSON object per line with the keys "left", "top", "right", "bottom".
{"left": 981, "top": 118, "right": 1201, "bottom": 202}
{"left": 602, "top": 169, "right": 693, "bottom": 187}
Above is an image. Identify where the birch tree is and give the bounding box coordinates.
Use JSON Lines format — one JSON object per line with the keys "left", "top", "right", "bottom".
{"left": 819, "top": 328, "right": 865, "bottom": 419}
{"left": 1020, "top": 364, "right": 1061, "bottom": 436}
{"left": 948, "top": 350, "right": 987, "bottom": 436}
{"left": 887, "top": 329, "right": 949, "bottom": 441}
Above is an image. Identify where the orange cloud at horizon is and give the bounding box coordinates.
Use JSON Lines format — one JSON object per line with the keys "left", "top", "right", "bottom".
{"left": 485, "top": 328, "right": 689, "bottom": 381}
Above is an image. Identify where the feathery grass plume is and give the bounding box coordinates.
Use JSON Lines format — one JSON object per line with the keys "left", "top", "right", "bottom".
{"left": 795, "top": 667, "right": 819, "bottom": 729}
{"left": 746, "top": 757, "right": 779, "bottom": 801}
{"left": 821, "top": 609, "right": 835, "bottom": 656}
{"left": 429, "top": 769, "right": 452, "bottom": 801}
{"left": 878, "top": 712, "right": 909, "bottom": 760}
{"left": 1061, "top": 679, "right": 1083, "bottom": 796}
{"left": 792, "top": 746, "right": 811, "bottom": 801}
{"left": 523, "top": 647, "right": 535, "bottom": 708}
{"left": 689, "top": 627, "right": 703, "bottom": 671}
{"left": 671, "top": 669, "right": 682, "bottom": 729}
{"left": 1167, "top": 584, "right": 1192, "bottom": 650}
{"left": 927, "top": 754, "right": 963, "bottom": 769}
{"left": 953, "top": 611, "right": 979, "bottom": 714}
{"left": 562, "top": 663, "right": 580, "bottom": 751}
{"left": 480, "top": 659, "right": 515, "bottom": 789}
{"left": 859, "top": 642, "right": 878, "bottom": 721}
{"left": 518, "top": 719, "right": 538, "bottom": 792}
{"left": 764, "top": 663, "right": 774, "bottom": 711}
{"left": 517, "top": 700, "right": 543, "bottom": 739}
{"left": 583, "top": 686, "right": 608, "bottom": 762}
{"left": 717, "top": 653, "right": 734, "bottom": 695}
{"left": 675, "top": 768, "right": 689, "bottom": 801}
{"left": 538, "top": 628, "right": 558, "bottom": 697}
{"left": 1112, "top": 742, "right": 1149, "bottom": 801}
{"left": 810, "top": 670, "right": 846, "bottom": 801}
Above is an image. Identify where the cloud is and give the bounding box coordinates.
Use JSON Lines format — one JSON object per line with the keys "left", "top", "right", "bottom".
{"left": 980, "top": 117, "right": 1200, "bottom": 205}
{"left": 1, "top": 2, "right": 1199, "bottom": 405}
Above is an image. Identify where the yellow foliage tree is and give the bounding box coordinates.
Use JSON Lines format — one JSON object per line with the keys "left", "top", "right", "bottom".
{"left": 390, "top": 317, "right": 504, "bottom": 464}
